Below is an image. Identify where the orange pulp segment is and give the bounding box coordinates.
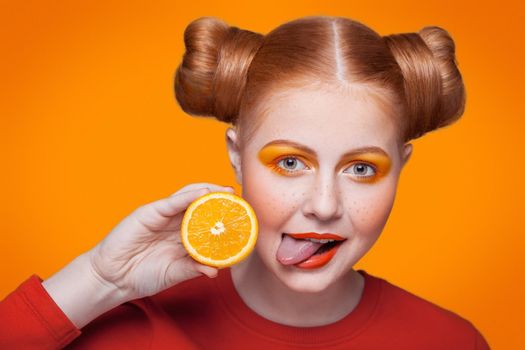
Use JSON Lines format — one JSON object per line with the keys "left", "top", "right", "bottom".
{"left": 181, "top": 192, "right": 258, "bottom": 268}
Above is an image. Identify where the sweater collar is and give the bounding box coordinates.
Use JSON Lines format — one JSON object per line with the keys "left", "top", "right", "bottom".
{"left": 213, "top": 267, "right": 382, "bottom": 345}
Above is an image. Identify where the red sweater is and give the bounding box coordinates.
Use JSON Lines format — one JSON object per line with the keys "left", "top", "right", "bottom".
{"left": 0, "top": 268, "right": 490, "bottom": 349}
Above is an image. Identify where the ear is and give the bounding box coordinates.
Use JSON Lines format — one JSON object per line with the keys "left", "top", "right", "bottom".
{"left": 402, "top": 143, "right": 413, "bottom": 167}
{"left": 225, "top": 127, "right": 243, "bottom": 185}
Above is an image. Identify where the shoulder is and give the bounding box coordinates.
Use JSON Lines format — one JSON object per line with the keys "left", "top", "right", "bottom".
{"left": 362, "top": 271, "right": 490, "bottom": 349}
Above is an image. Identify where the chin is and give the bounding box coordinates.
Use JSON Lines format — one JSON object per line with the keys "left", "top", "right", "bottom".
{"left": 252, "top": 243, "right": 348, "bottom": 294}
{"left": 272, "top": 261, "right": 343, "bottom": 294}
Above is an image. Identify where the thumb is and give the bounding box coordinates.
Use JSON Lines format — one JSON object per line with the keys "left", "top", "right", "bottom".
{"left": 164, "top": 256, "right": 218, "bottom": 287}
{"left": 193, "top": 262, "right": 219, "bottom": 279}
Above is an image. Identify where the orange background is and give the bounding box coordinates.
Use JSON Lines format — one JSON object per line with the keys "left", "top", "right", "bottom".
{"left": 1, "top": 1, "right": 523, "bottom": 348}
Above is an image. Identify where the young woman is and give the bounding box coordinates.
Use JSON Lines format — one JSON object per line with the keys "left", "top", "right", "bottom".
{"left": 0, "top": 15, "right": 490, "bottom": 349}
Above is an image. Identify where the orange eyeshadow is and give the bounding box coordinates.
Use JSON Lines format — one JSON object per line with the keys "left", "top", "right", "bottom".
{"left": 258, "top": 145, "right": 316, "bottom": 167}
{"left": 338, "top": 152, "right": 392, "bottom": 176}
{"left": 258, "top": 142, "right": 392, "bottom": 182}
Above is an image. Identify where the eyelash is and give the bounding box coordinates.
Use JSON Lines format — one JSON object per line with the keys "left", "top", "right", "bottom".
{"left": 270, "top": 156, "right": 377, "bottom": 180}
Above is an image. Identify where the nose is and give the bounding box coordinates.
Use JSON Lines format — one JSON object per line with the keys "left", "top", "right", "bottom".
{"left": 301, "top": 173, "right": 344, "bottom": 222}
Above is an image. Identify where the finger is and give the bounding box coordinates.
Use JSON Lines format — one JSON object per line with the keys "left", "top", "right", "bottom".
{"left": 170, "top": 183, "right": 235, "bottom": 197}
{"left": 165, "top": 255, "right": 218, "bottom": 286}
{"left": 152, "top": 187, "right": 210, "bottom": 217}
{"left": 165, "top": 256, "right": 199, "bottom": 286}
{"left": 170, "top": 185, "right": 235, "bottom": 197}
{"left": 132, "top": 186, "right": 236, "bottom": 231}
{"left": 193, "top": 262, "right": 219, "bottom": 278}
{"left": 135, "top": 188, "right": 209, "bottom": 224}
{"left": 158, "top": 185, "right": 234, "bottom": 218}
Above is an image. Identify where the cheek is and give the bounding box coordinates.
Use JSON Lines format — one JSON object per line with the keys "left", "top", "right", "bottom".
{"left": 241, "top": 163, "right": 304, "bottom": 233}
{"left": 345, "top": 179, "right": 397, "bottom": 237}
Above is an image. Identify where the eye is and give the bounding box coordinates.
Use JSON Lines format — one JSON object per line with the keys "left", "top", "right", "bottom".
{"left": 276, "top": 157, "right": 308, "bottom": 173}
{"left": 344, "top": 162, "right": 376, "bottom": 178}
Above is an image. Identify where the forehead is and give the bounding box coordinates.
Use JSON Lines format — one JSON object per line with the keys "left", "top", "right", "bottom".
{"left": 242, "top": 85, "right": 401, "bottom": 159}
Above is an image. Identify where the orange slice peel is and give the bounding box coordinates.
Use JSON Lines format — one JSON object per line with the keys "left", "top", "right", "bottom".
{"left": 181, "top": 191, "right": 258, "bottom": 268}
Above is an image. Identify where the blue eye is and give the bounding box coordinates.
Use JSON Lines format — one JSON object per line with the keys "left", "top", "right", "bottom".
{"left": 277, "top": 157, "right": 307, "bottom": 172}
{"left": 344, "top": 163, "right": 376, "bottom": 178}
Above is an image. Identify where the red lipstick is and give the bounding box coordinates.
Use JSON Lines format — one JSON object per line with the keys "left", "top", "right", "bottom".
{"left": 285, "top": 232, "right": 345, "bottom": 241}
{"left": 294, "top": 243, "right": 343, "bottom": 269}
{"left": 281, "top": 232, "right": 347, "bottom": 269}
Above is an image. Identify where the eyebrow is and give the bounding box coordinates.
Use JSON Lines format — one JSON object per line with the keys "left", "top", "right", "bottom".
{"left": 261, "top": 139, "right": 391, "bottom": 159}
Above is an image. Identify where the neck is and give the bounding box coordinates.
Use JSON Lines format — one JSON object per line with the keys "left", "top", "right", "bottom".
{"left": 230, "top": 251, "right": 365, "bottom": 327}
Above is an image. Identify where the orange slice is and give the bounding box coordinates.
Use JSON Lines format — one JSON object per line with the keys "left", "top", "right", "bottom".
{"left": 181, "top": 192, "right": 258, "bottom": 268}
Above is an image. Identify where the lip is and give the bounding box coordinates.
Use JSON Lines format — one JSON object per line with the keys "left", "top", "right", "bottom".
{"left": 294, "top": 243, "right": 344, "bottom": 269}
{"left": 284, "top": 232, "right": 346, "bottom": 241}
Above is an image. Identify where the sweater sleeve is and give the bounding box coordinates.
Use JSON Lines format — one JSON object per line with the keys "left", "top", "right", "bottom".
{"left": 0, "top": 274, "right": 81, "bottom": 350}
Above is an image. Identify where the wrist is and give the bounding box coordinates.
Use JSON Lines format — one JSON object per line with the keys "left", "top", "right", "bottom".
{"left": 42, "top": 251, "right": 130, "bottom": 329}
{"left": 83, "top": 249, "right": 130, "bottom": 302}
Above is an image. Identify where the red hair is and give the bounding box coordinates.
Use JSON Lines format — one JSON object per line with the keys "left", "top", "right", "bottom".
{"left": 174, "top": 16, "right": 465, "bottom": 144}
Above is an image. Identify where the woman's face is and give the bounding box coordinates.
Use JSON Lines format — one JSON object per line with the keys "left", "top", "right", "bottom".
{"left": 226, "top": 84, "right": 412, "bottom": 293}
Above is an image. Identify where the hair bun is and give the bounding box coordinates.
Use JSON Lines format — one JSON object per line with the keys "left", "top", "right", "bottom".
{"left": 384, "top": 26, "right": 466, "bottom": 140}
{"left": 174, "top": 16, "right": 264, "bottom": 123}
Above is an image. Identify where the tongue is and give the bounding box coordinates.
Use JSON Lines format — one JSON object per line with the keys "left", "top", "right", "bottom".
{"left": 276, "top": 234, "right": 323, "bottom": 265}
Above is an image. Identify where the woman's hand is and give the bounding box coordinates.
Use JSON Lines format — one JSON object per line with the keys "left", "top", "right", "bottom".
{"left": 87, "top": 183, "right": 235, "bottom": 300}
